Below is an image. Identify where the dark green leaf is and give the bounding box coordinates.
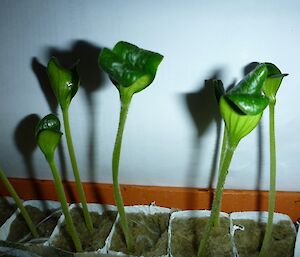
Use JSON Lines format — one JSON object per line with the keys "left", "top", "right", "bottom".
{"left": 35, "top": 114, "right": 62, "bottom": 161}
{"left": 99, "top": 41, "right": 163, "bottom": 93}
{"left": 226, "top": 63, "right": 269, "bottom": 115}
{"left": 47, "top": 57, "right": 80, "bottom": 110}
{"left": 226, "top": 94, "right": 269, "bottom": 115}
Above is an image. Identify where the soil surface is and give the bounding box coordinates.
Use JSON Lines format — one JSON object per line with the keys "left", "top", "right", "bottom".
{"left": 233, "top": 219, "right": 296, "bottom": 257}
{"left": 0, "top": 198, "right": 16, "bottom": 226}
{"left": 7, "top": 205, "right": 60, "bottom": 242}
{"left": 52, "top": 207, "right": 117, "bottom": 252}
{"left": 109, "top": 212, "right": 170, "bottom": 257}
{"left": 170, "top": 216, "right": 232, "bottom": 257}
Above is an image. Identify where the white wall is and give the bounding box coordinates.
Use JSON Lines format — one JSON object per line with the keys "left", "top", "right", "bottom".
{"left": 0, "top": 0, "right": 299, "bottom": 191}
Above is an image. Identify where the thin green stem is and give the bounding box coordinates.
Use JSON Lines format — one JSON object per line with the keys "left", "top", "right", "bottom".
{"left": 0, "top": 168, "right": 39, "bottom": 238}
{"left": 259, "top": 103, "right": 276, "bottom": 257}
{"left": 48, "top": 159, "right": 82, "bottom": 252}
{"left": 198, "top": 135, "right": 235, "bottom": 257}
{"left": 112, "top": 91, "right": 134, "bottom": 252}
{"left": 62, "top": 108, "right": 93, "bottom": 232}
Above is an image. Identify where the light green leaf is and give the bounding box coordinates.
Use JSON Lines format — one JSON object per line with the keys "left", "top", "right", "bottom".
{"left": 35, "top": 114, "right": 62, "bottom": 161}
{"left": 220, "top": 96, "right": 263, "bottom": 146}
{"left": 262, "top": 63, "right": 288, "bottom": 103}
{"left": 47, "top": 57, "right": 80, "bottom": 110}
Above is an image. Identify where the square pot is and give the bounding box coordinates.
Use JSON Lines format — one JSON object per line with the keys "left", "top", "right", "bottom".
{"left": 0, "top": 196, "right": 17, "bottom": 227}
{"left": 294, "top": 226, "right": 300, "bottom": 256}
{"left": 46, "top": 203, "right": 117, "bottom": 254}
{"left": 107, "top": 205, "right": 171, "bottom": 257}
{"left": 169, "top": 210, "right": 234, "bottom": 257}
{"left": 0, "top": 200, "right": 61, "bottom": 243}
{"left": 230, "top": 211, "right": 297, "bottom": 257}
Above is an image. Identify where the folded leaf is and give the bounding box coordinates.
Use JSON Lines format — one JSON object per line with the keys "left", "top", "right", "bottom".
{"left": 35, "top": 114, "right": 62, "bottom": 161}
{"left": 47, "top": 57, "right": 80, "bottom": 110}
{"left": 99, "top": 41, "right": 163, "bottom": 93}
{"left": 262, "top": 63, "right": 288, "bottom": 103}
{"left": 226, "top": 63, "right": 269, "bottom": 115}
{"left": 220, "top": 96, "right": 263, "bottom": 146}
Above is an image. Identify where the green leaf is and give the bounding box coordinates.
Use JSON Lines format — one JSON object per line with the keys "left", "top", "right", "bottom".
{"left": 226, "top": 94, "right": 269, "bottom": 115}
{"left": 99, "top": 41, "right": 163, "bottom": 94}
{"left": 226, "top": 63, "right": 269, "bottom": 115}
{"left": 220, "top": 96, "right": 263, "bottom": 146}
{"left": 35, "top": 114, "right": 62, "bottom": 161}
{"left": 262, "top": 62, "right": 288, "bottom": 103}
{"left": 47, "top": 57, "right": 80, "bottom": 110}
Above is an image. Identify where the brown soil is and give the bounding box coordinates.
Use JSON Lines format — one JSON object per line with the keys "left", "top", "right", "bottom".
{"left": 0, "top": 198, "right": 16, "bottom": 226}
{"left": 52, "top": 207, "right": 117, "bottom": 252}
{"left": 109, "top": 212, "right": 170, "bottom": 257}
{"left": 233, "top": 219, "right": 296, "bottom": 257}
{"left": 7, "top": 205, "right": 59, "bottom": 242}
{"left": 170, "top": 216, "right": 233, "bottom": 257}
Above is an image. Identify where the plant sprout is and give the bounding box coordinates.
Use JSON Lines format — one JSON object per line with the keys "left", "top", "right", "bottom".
{"left": 259, "top": 63, "right": 287, "bottom": 257}
{"left": 98, "top": 41, "right": 163, "bottom": 251}
{"left": 198, "top": 64, "right": 270, "bottom": 257}
{"left": 36, "top": 114, "right": 82, "bottom": 252}
{"left": 0, "top": 168, "right": 39, "bottom": 238}
{"left": 47, "top": 57, "right": 93, "bottom": 232}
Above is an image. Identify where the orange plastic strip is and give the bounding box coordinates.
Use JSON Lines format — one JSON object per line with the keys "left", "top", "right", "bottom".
{"left": 1, "top": 178, "right": 299, "bottom": 222}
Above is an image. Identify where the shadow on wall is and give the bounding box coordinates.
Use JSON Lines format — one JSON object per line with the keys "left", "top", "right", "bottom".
{"left": 243, "top": 62, "right": 264, "bottom": 211}
{"left": 22, "top": 40, "right": 106, "bottom": 203}
{"left": 13, "top": 114, "right": 49, "bottom": 206}
{"left": 183, "top": 69, "right": 223, "bottom": 208}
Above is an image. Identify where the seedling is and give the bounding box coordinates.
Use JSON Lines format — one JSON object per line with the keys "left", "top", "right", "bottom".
{"left": 36, "top": 114, "right": 82, "bottom": 252}
{"left": 0, "top": 168, "right": 39, "bottom": 238}
{"left": 259, "top": 64, "right": 287, "bottom": 257}
{"left": 47, "top": 57, "right": 93, "bottom": 231}
{"left": 99, "top": 41, "right": 163, "bottom": 251}
{"left": 198, "top": 64, "right": 269, "bottom": 257}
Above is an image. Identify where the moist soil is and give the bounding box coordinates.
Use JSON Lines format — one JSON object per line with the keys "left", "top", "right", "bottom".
{"left": 7, "top": 205, "right": 59, "bottom": 242}
{"left": 170, "top": 216, "right": 233, "bottom": 257}
{"left": 109, "top": 212, "right": 170, "bottom": 257}
{"left": 0, "top": 198, "right": 16, "bottom": 227}
{"left": 233, "top": 219, "right": 296, "bottom": 257}
{"left": 52, "top": 207, "right": 117, "bottom": 252}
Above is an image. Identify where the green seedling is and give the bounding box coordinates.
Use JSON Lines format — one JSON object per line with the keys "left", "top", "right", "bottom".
{"left": 99, "top": 41, "right": 163, "bottom": 251}
{"left": 259, "top": 64, "right": 287, "bottom": 257}
{"left": 0, "top": 168, "right": 39, "bottom": 238}
{"left": 36, "top": 114, "right": 82, "bottom": 252}
{"left": 47, "top": 57, "right": 93, "bottom": 232}
{"left": 198, "top": 64, "right": 269, "bottom": 257}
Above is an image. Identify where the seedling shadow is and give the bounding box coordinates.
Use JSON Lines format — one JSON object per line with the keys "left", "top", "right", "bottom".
{"left": 13, "top": 114, "right": 49, "bottom": 208}
{"left": 243, "top": 62, "right": 264, "bottom": 217}
{"left": 184, "top": 69, "right": 223, "bottom": 209}
{"left": 45, "top": 40, "right": 106, "bottom": 205}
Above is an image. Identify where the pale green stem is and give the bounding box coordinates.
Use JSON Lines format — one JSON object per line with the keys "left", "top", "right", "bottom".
{"left": 198, "top": 135, "right": 235, "bottom": 257}
{"left": 259, "top": 103, "right": 276, "bottom": 257}
{"left": 48, "top": 159, "right": 82, "bottom": 252}
{"left": 219, "top": 127, "right": 228, "bottom": 172}
{"left": 112, "top": 91, "right": 134, "bottom": 252}
{"left": 0, "top": 168, "right": 39, "bottom": 238}
{"left": 62, "top": 108, "right": 93, "bottom": 232}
